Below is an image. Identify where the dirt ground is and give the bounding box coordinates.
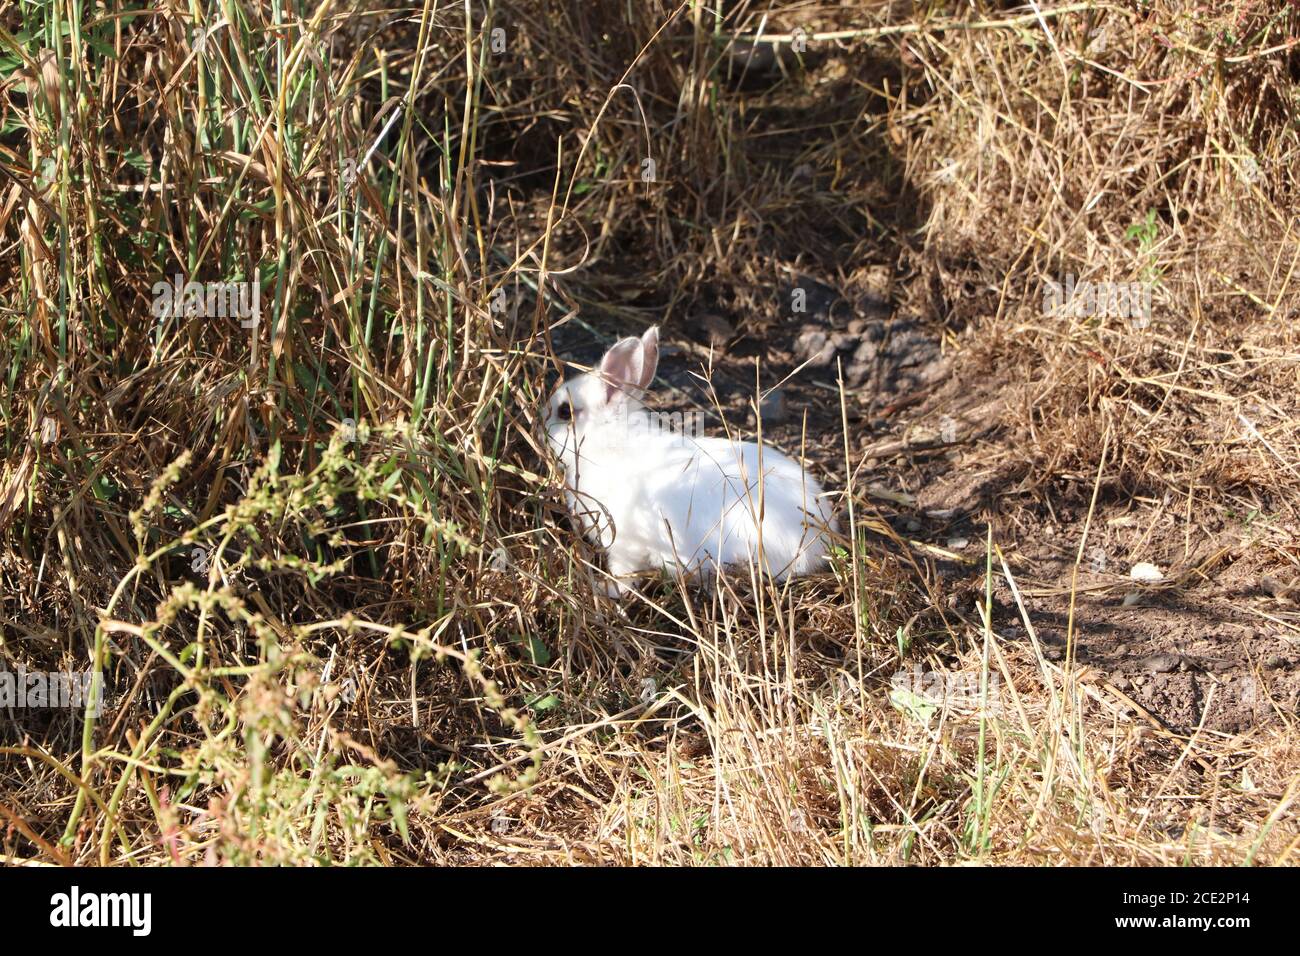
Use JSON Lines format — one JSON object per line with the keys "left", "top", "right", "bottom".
{"left": 534, "top": 10, "right": 1300, "bottom": 742}
{"left": 552, "top": 285, "right": 1300, "bottom": 737}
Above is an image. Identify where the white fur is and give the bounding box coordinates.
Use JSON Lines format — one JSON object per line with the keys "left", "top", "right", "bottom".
{"left": 544, "top": 326, "right": 837, "bottom": 593}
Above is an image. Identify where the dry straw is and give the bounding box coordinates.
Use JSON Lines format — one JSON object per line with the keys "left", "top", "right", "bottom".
{"left": 0, "top": 1, "right": 1296, "bottom": 865}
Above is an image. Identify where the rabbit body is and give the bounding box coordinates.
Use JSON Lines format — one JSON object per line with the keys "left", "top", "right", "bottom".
{"left": 545, "top": 327, "right": 836, "bottom": 593}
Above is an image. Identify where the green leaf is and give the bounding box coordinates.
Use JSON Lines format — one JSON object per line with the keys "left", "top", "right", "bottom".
{"left": 511, "top": 633, "right": 551, "bottom": 666}
{"left": 92, "top": 475, "right": 119, "bottom": 501}
{"left": 890, "top": 686, "right": 937, "bottom": 724}
{"left": 390, "top": 796, "right": 410, "bottom": 843}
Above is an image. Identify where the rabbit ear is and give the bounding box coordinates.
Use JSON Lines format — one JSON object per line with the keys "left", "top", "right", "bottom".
{"left": 598, "top": 336, "right": 646, "bottom": 404}
{"left": 637, "top": 326, "right": 659, "bottom": 391}
{"left": 597, "top": 327, "right": 660, "bottom": 404}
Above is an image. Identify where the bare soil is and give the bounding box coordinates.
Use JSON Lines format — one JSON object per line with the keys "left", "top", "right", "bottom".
{"left": 553, "top": 285, "right": 1300, "bottom": 736}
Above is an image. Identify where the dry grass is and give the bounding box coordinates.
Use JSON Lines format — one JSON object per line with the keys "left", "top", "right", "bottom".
{"left": 0, "top": 0, "right": 1297, "bottom": 866}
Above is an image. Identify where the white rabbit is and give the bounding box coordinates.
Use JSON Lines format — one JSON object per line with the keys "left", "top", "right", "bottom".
{"left": 544, "top": 326, "right": 838, "bottom": 594}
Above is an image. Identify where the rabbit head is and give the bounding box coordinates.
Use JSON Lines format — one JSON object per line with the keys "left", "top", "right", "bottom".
{"left": 544, "top": 326, "right": 659, "bottom": 471}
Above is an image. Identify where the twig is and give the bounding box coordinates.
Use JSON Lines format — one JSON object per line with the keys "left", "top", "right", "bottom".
{"left": 735, "top": 2, "right": 1100, "bottom": 44}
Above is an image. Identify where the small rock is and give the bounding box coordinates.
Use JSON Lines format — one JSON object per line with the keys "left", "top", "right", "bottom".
{"left": 794, "top": 329, "right": 836, "bottom": 368}
{"left": 860, "top": 321, "right": 887, "bottom": 343}
{"left": 758, "top": 388, "right": 787, "bottom": 425}
{"left": 905, "top": 518, "right": 921, "bottom": 532}
{"left": 1260, "top": 576, "right": 1293, "bottom": 599}
{"left": 852, "top": 338, "right": 877, "bottom": 365}
{"left": 722, "top": 41, "right": 796, "bottom": 88}
{"left": 1129, "top": 562, "right": 1164, "bottom": 583}
{"left": 1139, "top": 653, "right": 1180, "bottom": 674}
{"left": 698, "top": 313, "right": 734, "bottom": 351}
{"left": 947, "top": 537, "right": 969, "bottom": 551}
{"left": 726, "top": 41, "right": 777, "bottom": 74}
{"left": 845, "top": 362, "right": 872, "bottom": 387}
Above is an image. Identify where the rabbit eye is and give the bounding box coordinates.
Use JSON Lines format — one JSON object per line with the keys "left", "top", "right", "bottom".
{"left": 555, "top": 399, "right": 572, "bottom": 422}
